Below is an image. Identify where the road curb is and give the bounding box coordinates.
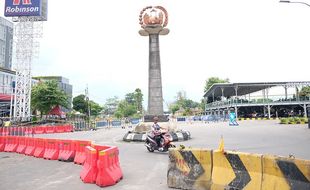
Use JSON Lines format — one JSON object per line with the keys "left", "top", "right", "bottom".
{"left": 122, "top": 131, "right": 191, "bottom": 142}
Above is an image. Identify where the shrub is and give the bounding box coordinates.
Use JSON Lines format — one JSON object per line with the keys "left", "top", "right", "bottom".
{"left": 293, "top": 117, "right": 301, "bottom": 124}
{"left": 280, "top": 118, "right": 289, "bottom": 124}
{"left": 288, "top": 117, "right": 296, "bottom": 124}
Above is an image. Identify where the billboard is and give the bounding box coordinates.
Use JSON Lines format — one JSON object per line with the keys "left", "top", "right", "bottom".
{"left": 4, "top": 0, "right": 44, "bottom": 17}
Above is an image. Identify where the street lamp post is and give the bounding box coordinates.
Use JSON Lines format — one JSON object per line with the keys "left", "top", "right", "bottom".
{"left": 279, "top": 0, "right": 310, "bottom": 7}
{"left": 280, "top": 0, "right": 310, "bottom": 128}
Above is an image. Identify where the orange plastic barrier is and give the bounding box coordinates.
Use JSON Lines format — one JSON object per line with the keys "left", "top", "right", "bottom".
{"left": 58, "top": 139, "right": 75, "bottom": 162}
{"left": 45, "top": 126, "right": 55, "bottom": 133}
{"left": 55, "top": 125, "right": 65, "bottom": 133}
{"left": 96, "top": 146, "right": 123, "bottom": 187}
{"left": 25, "top": 137, "right": 36, "bottom": 156}
{"left": 0, "top": 136, "right": 5, "bottom": 151}
{"left": 34, "top": 126, "right": 46, "bottom": 134}
{"left": 74, "top": 140, "right": 92, "bottom": 165}
{"left": 16, "top": 137, "right": 27, "bottom": 154}
{"left": 43, "top": 139, "right": 59, "bottom": 160}
{"left": 33, "top": 138, "right": 46, "bottom": 158}
{"left": 80, "top": 146, "right": 98, "bottom": 183}
{"left": 4, "top": 136, "right": 18, "bottom": 152}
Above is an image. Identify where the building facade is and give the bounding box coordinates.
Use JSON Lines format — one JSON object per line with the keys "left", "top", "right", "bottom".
{"left": 0, "top": 17, "right": 13, "bottom": 70}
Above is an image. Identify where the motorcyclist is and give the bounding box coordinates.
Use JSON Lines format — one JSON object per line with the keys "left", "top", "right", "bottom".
{"left": 151, "top": 116, "right": 163, "bottom": 150}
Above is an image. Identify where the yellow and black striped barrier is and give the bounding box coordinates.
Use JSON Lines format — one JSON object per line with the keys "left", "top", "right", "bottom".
{"left": 167, "top": 149, "right": 310, "bottom": 190}
{"left": 167, "top": 148, "right": 212, "bottom": 189}
{"left": 238, "top": 118, "right": 278, "bottom": 121}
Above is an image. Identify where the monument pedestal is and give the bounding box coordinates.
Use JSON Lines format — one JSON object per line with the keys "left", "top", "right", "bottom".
{"left": 143, "top": 115, "right": 169, "bottom": 122}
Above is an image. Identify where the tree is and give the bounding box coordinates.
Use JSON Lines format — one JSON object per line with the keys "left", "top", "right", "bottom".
{"left": 204, "top": 77, "right": 229, "bottom": 93}
{"left": 114, "top": 100, "right": 136, "bottom": 119}
{"left": 73, "top": 95, "right": 88, "bottom": 114}
{"left": 300, "top": 86, "right": 310, "bottom": 98}
{"left": 134, "top": 88, "right": 143, "bottom": 113}
{"left": 31, "top": 80, "right": 69, "bottom": 116}
{"left": 169, "top": 104, "right": 180, "bottom": 115}
{"left": 89, "top": 100, "right": 103, "bottom": 117}
{"left": 104, "top": 96, "right": 119, "bottom": 115}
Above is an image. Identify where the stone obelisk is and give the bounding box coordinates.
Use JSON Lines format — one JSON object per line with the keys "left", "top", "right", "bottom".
{"left": 139, "top": 6, "right": 169, "bottom": 122}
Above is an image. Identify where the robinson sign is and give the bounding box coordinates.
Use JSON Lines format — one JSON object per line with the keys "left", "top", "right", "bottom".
{"left": 4, "top": 0, "right": 42, "bottom": 17}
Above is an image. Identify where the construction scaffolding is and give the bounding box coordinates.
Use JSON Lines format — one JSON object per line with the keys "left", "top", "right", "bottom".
{"left": 12, "top": 16, "right": 43, "bottom": 121}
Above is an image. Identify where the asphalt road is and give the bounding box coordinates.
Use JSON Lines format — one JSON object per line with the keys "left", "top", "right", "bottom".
{"left": 0, "top": 120, "right": 309, "bottom": 190}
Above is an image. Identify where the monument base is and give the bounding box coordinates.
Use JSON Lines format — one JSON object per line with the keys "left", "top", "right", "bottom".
{"left": 144, "top": 115, "right": 169, "bottom": 122}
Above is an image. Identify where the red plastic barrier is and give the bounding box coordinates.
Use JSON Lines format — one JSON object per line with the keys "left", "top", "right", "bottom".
{"left": 91, "top": 144, "right": 110, "bottom": 153}
{"left": 24, "top": 127, "right": 33, "bottom": 135}
{"left": 0, "top": 136, "right": 5, "bottom": 151}
{"left": 74, "top": 140, "right": 92, "bottom": 165}
{"left": 0, "top": 127, "right": 9, "bottom": 136}
{"left": 16, "top": 137, "right": 27, "bottom": 154}
{"left": 4, "top": 136, "right": 18, "bottom": 152}
{"left": 80, "top": 146, "right": 98, "bottom": 183}
{"left": 34, "top": 126, "right": 46, "bottom": 134}
{"left": 58, "top": 139, "right": 75, "bottom": 161}
{"left": 64, "top": 124, "right": 74, "bottom": 132}
{"left": 43, "top": 139, "right": 59, "bottom": 160}
{"left": 33, "top": 138, "right": 46, "bottom": 158}
{"left": 25, "top": 137, "right": 36, "bottom": 156}
{"left": 45, "top": 126, "right": 55, "bottom": 133}
{"left": 55, "top": 125, "right": 65, "bottom": 133}
{"left": 96, "top": 147, "right": 123, "bottom": 187}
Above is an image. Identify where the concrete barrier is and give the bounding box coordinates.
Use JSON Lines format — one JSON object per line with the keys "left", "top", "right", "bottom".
{"left": 167, "top": 148, "right": 212, "bottom": 190}
{"left": 167, "top": 149, "right": 310, "bottom": 190}
{"left": 261, "top": 155, "right": 310, "bottom": 190}
{"left": 211, "top": 151, "right": 262, "bottom": 190}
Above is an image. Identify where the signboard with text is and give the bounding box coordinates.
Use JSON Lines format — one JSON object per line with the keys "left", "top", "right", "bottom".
{"left": 4, "top": 0, "right": 44, "bottom": 17}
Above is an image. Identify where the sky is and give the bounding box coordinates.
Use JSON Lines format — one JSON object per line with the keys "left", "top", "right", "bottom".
{"left": 1, "top": 0, "right": 310, "bottom": 109}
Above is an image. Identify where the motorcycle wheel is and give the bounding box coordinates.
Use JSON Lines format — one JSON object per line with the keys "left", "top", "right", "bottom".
{"left": 146, "top": 141, "right": 154, "bottom": 152}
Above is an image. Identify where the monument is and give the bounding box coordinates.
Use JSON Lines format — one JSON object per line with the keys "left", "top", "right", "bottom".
{"left": 139, "top": 6, "right": 169, "bottom": 122}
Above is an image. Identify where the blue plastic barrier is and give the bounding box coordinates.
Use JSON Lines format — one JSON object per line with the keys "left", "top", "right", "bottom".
{"left": 111, "top": 120, "right": 122, "bottom": 127}
{"left": 130, "top": 119, "right": 140, "bottom": 125}
{"left": 96, "top": 121, "right": 107, "bottom": 128}
{"left": 177, "top": 117, "right": 186, "bottom": 122}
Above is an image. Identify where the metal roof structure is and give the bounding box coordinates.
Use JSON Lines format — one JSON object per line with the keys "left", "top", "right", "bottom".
{"left": 203, "top": 81, "right": 310, "bottom": 99}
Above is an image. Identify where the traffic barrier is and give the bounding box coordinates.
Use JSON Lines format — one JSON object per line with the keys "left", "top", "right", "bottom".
{"left": 58, "top": 139, "right": 75, "bottom": 162}
{"left": 211, "top": 150, "right": 263, "bottom": 190}
{"left": 16, "top": 137, "right": 27, "bottom": 154}
{"left": 111, "top": 120, "right": 121, "bottom": 127}
{"left": 261, "top": 155, "right": 310, "bottom": 190}
{"left": 34, "top": 126, "right": 46, "bottom": 134}
{"left": 24, "top": 137, "right": 36, "bottom": 156}
{"left": 33, "top": 138, "right": 46, "bottom": 158}
{"left": 177, "top": 117, "right": 186, "bottom": 122}
{"left": 91, "top": 144, "right": 110, "bottom": 153}
{"left": 74, "top": 140, "right": 92, "bottom": 165}
{"left": 96, "top": 146, "right": 123, "bottom": 187}
{"left": 43, "top": 139, "right": 59, "bottom": 160}
{"left": 80, "top": 146, "right": 98, "bottom": 183}
{"left": 4, "top": 136, "right": 18, "bottom": 152}
{"left": 0, "top": 136, "right": 5, "bottom": 151}
{"left": 167, "top": 148, "right": 212, "bottom": 190}
{"left": 64, "top": 124, "right": 73, "bottom": 132}
{"left": 55, "top": 125, "right": 65, "bottom": 133}
{"left": 0, "top": 127, "right": 9, "bottom": 136}
{"left": 24, "top": 127, "right": 33, "bottom": 135}
{"left": 45, "top": 126, "right": 55, "bottom": 133}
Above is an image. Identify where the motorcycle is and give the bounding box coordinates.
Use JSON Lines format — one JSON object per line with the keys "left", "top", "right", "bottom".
{"left": 145, "top": 129, "right": 176, "bottom": 152}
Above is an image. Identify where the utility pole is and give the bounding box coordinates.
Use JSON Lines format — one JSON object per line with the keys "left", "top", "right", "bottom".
{"left": 85, "top": 85, "right": 91, "bottom": 129}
